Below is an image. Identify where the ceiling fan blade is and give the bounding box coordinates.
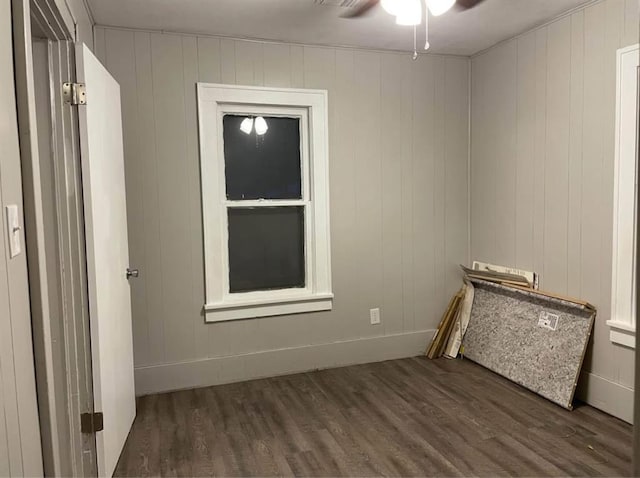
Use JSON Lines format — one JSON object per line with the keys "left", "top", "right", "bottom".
{"left": 342, "top": 0, "right": 380, "bottom": 18}
{"left": 456, "top": 0, "right": 487, "bottom": 10}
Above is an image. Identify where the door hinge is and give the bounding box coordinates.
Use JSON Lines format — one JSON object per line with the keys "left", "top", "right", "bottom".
{"left": 80, "top": 412, "right": 104, "bottom": 434}
{"left": 63, "top": 82, "right": 87, "bottom": 105}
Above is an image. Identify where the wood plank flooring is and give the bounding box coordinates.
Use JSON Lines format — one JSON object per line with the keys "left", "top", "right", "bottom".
{"left": 114, "top": 357, "right": 632, "bottom": 477}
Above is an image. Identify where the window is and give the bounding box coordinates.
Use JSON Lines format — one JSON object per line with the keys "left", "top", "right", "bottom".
{"left": 609, "top": 44, "right": 639, "bottom": 348}
{"left": 197, "top": 84, "right": 332, "bottom": 322}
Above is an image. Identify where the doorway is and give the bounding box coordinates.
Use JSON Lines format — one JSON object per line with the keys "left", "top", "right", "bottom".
{"left": 13, "top": 1, "right": 97, "bottom": 475}
{"left": 15, "top": 2, "right": 138, "bottom": 475}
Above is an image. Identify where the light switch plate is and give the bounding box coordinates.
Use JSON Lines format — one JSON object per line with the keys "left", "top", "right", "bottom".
{"left": 5, "top": 205, "right": 21, "bottom": 258}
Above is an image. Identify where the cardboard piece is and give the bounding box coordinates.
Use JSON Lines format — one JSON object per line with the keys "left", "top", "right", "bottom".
{"left": 444, "top": 281, "right": 475, "bottom": 358}
{"left": 460, "top": 264, "right": 531, "bottom": 288}
{"left": 426, "top": 288, "right": 464, "bottom": 359}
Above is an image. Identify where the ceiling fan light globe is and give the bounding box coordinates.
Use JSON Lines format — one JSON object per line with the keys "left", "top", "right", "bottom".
{"left": 395, "top": 0, "right": 422, "bottom": 25}
{"left": 240, "top": 117, "right": 254, "bottom": 134}
{"left": 381, "top": 0, "right": 399, "bottom": 15}
{"left": 254, "top": 116, "right": 268, "bottom": 135}
{"left": 426, "top": 0, "right": 456, "bottom": 16}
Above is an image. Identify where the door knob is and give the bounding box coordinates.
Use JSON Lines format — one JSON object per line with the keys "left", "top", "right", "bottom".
{"left": 126, "top": 268, "right": 139, "bottom": 279}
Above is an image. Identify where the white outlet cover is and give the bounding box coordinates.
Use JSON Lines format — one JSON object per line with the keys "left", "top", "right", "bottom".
{"left": 370, "top": 308, "right": 381, "bottom": 325}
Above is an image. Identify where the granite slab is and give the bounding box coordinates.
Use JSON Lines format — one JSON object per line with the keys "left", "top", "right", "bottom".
{"left": 462, "top": 279, "right": 595, "bottom": 410}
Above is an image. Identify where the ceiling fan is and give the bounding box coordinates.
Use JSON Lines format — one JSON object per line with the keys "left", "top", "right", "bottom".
{"left": 343, "top": 0, "right": 486, "bottom": 19}
{"left": 343, "top": 0, "right": 487, "bottom": 55}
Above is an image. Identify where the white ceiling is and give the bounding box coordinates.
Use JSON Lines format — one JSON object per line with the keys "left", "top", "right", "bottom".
{"left": 87, "top": 0, "right": 593, "bottom": 56}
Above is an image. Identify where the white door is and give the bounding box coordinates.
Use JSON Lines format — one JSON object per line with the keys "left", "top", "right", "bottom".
{"left": 76, "top": 43, "right": 136, "bottom": 477}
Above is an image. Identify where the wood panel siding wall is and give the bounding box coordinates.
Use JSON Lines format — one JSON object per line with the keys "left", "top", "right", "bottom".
{"left": 470, "top": 0, "right": 638, "bottom": 422}
{"left": 93, "top": 26, "right": 470, "bottom": 395}
{"left": 0, "top": 0, "right": 43, "bottom": 474}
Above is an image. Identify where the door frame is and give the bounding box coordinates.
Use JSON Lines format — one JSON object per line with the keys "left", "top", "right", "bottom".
{"left": 12, "top": 0, "right": 97, "bottom": 475}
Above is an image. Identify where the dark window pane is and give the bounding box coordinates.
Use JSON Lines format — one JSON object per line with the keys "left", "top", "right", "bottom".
{"left": 223, "top": 115, "right": 302, "bottom": 200}
{"left": 228, "top": 207, "right": 305, "bottom": 292}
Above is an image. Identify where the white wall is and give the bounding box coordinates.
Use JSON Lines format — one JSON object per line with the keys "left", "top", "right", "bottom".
{"left": 0, "top": 0, "right": 44, "bottom": 475}
{"left": 470, "top": 0, "right": 638, "bottom": 422}
{"left": 94, "top": 26, "right": 470, "bottom": 395}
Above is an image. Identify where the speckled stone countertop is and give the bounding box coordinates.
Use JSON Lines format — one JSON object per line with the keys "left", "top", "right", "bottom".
{"left": 462, "top": 279, "right": 595, "bottom": 410}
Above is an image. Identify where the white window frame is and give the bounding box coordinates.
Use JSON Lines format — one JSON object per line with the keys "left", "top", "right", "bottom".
{"left": 608, "top": 44, "right": 639, "bottom": 349}
{"left": 197, "top": 83, "right": 332, "bottom": 322}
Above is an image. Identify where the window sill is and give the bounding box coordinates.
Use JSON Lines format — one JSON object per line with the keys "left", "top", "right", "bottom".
{"left": 606, "top": 320, "right": 635, "bottom": 349}
{"left": 204, "top": 293, "right": 333, "bottom": 322}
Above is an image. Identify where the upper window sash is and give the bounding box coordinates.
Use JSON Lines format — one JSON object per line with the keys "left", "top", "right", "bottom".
{"left": 218, "top": 104, "right": 310, "bottom": 203}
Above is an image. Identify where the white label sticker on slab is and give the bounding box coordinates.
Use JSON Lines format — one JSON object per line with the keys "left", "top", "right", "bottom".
{"left": 538, "top": 310, "right": 559, "bottom": 331}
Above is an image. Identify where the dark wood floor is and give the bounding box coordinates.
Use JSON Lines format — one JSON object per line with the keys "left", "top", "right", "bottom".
{"left": 115, "top": 357, "right": 632, "bottom": 477}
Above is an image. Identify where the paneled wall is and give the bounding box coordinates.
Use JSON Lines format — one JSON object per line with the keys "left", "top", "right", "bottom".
{"left": 94, "top": 27, "right": 470, "bottom": 394}
{"left": 0, "top": 0, "right": 43, "bottom": 474}
{"left": 471, "top": 0, "right": 638, "bottom": 422}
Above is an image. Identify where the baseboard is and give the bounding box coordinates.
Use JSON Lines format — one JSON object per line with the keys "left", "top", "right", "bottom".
{"left": 575, "top": 371, "right": 634, "bottom": 424}
{"left": 135, "top": 329, "right": 434, "bottom": 396}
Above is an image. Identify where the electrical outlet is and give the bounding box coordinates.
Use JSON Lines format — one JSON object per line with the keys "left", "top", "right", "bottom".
{"left": 370, "top": 308, "right": 381, "bottom": 325}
